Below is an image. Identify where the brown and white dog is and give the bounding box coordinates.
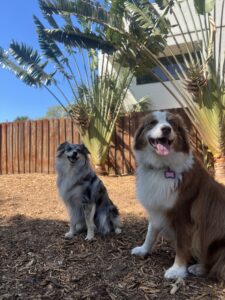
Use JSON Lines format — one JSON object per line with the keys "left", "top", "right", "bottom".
{"left": 132, "top": 110, "right": 225, "bottom": 280}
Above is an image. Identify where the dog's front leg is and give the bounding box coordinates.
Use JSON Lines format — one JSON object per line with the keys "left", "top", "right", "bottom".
{"left": 83, "top": 203, "right": 96, "bottom": 241}
{"left": 65, "top": 204, "right": 78, "bottom": 239}
{"left": 131, "top": 222, "right": 159, "bottom": 256}
{"left": 164, "top": 249, "right": 188, "bottom": 279}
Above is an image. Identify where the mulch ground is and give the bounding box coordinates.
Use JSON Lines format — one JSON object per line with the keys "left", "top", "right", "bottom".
{"left": 0, "top": 174, "right": 225, "bottom": 300}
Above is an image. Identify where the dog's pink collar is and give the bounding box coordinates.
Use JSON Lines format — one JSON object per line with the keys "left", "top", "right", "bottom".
{"left": 146, "top": 165, "right": 176, "bottom": 179}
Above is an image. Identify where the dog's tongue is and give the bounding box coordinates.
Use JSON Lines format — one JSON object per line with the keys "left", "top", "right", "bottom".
{"left": 155, "top": 141, "right": 170, "bottom": 156}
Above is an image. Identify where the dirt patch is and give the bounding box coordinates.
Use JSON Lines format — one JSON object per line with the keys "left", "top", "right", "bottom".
{"left": 0, "top": 174, "right": 225, "bottom": 299}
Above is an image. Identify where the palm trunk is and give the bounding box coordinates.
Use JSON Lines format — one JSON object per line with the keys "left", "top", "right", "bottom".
{"left": 214, "top": 156, "right": 225, "bottom": 184}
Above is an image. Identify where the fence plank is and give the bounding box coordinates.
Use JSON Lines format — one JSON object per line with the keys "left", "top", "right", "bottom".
{"left": 12, "top": 122, "right": 19, "bottom": 174}
{"left": 30, "top": 121, "right": 37, "bottom": 173}
{"left": 24, "top": 121, "right": 31, "bottom": 173}
{"left": 1, "top": 123, "right": 7, "bottom": 174}
{"left": 36, "top": 120, "right": 43, "bottom": 173}
{"left": 49, "top": 119, "right": 56, "bottom": 173}
{"left": 65, "top": 118, "right": 73, "bottom": 143}
{"left": 18, "top": 122, "right": 25, "bottom": 173}
{"left": 42, "top": 119, "right": 49, "bottom": 173}
{"left": 59, "top": 119, "right": 66, "bottom": 143}
{"left": 7, "top": 123, "right": 13, "bottom": 174}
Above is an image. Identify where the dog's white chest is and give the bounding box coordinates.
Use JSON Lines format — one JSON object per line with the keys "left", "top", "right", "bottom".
{"left": 57, "top": 176, "right": 82, "bottom": 201}
{"left": 136, "top": 166, "right": 179, "bottom": 234}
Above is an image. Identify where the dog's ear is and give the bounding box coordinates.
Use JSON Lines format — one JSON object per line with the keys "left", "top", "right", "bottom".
{"left": 134, "top": 125, "right": 147, "bottom": 150}
{"left": 80, "top": 144, "right": 90, "bottom": 155}
{"left": 57, "top": 141, "right": 69, "bottom": 152}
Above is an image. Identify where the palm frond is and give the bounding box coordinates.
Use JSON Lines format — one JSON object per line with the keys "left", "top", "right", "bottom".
{"left": 44, "top": 26, "right": 115, "bottom": 52}
{"left": 0, "top": 46, "right": 47, "bottom": 87}
{"left": 8, "top": 42, "right": 55, "bottom": 86}
{"left": 41, "top": 0, "right": 109, "bottom": 23}
{"left": 39, "top": 0, "right": 59, "bottom": 28}
{"left": 193, "top": 0, "right": 215, "bottom": 14}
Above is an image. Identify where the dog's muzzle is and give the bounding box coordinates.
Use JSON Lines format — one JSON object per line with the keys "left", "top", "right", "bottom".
{"left": 67, "top": 152, "right": 78, "bottom": 163}
{"left": 148, "top": 137, "right": 173, "bottom": 156}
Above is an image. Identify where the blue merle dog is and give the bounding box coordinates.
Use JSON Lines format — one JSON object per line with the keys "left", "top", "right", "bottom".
{"left": 56, "top": 142, "right": 121, "bottom": 240}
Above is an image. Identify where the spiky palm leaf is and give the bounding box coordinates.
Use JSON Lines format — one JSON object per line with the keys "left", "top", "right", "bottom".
{"left": 0, "top": 44, "right": 54, "bottom": 87}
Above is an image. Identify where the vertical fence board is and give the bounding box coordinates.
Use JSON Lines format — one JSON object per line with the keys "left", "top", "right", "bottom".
{"left": 54, "top": 119, "right": 60, "bottom": 149}
{"left": 30, "top": 121, "right": 37, "bottom": 173}
{"left": 42, "top": 119, "right": 49, "bottom": 173}
{"left": 49, "top": 120, "right": 56, "bottom": 173}
{"left": 24, "top": 121, "right": 31, "bottom": 173}
{"left": 1, "top": 124, "right": 7, "bottom": 174}
{"left": 6, "top": 123, "right": 13, "bottom": 174}
{"left": 36, "top": 121, "right": 43, "bottom": 173}
{"left": 12, "top": 122, "right": 19, "bottom": 174}
{"left": 59, "top": 119, "right": 66, "bottom": 143}
{"left": 65, "top": 119, "right": 73, "bottom": 143}
{"left": 18, "top": 122, "right": 25, "bottom": 173}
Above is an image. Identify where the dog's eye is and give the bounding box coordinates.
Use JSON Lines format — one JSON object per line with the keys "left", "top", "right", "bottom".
{"left": 167, "top": 119, "right": 176, "bottom": 127}
{"left": 149, "top": 120, "right": 158, "bottom": 126}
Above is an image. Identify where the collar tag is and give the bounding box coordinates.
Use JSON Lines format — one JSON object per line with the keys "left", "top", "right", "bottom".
{"left": 164, "top": 168, "right": 176, "bottom": 179}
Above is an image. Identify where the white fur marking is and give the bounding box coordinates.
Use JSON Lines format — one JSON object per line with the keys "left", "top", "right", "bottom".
{"left": 115, "top": 227, "right": 122, "bottom": 234}
{"left": 188, "top": 264, "right": 205, "bottom": 276}
{"left": 132, "top": 222, "right": 158, "bottom": 255}
{"left": 164, "top": 264, "right": 187, "bottom": 279}
{"left": 65, "top": 230, "right": 74, "bottom": 239}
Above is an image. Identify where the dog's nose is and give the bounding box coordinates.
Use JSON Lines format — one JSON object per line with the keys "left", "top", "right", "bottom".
{"left": 161, "top": 126, "right": 171, "bottom": 136}
{"left": 71, "top": 151, "right": 77, "bottom": 159}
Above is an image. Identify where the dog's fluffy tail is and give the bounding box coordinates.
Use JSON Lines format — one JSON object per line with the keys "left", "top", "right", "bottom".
{"left": 95, "top": 204, "right": 121, "bottom": 235}
{"left": 207, "top": 238, "right": 225, "bottom": 280}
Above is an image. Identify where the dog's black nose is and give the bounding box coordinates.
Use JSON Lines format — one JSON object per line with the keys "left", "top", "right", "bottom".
{"left": 161, "top": 126, "right": 171, "bottom": 136}
{"left": 71, "top": 151, "right": 78, "bottom": 159}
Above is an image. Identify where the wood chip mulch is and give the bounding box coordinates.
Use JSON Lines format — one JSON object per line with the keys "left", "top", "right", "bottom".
{"left": 0, "top": 174, "right": 225, "bottom": 299}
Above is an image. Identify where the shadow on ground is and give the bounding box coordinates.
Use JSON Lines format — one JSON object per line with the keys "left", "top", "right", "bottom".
{"left": 0, "top": 214, "right": 224, "bottom": 300}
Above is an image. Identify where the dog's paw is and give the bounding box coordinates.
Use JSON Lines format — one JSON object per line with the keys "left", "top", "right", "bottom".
{"left": 164, "top": 265, "right": 187, "bottom": 279}
{"left": 65, "top": 230, "right": 75, "bottom": 239}
{"left": 131, "top": 246, "right": 149, "bottom": 257}
{"left": 188, "top": 264, "right": 205, "bottom": 276}
{"left": 115, "top": 228, "right": 122, "bottom": 234}
{"left": 85, "top": 233, "right": 95, "bottom": 241}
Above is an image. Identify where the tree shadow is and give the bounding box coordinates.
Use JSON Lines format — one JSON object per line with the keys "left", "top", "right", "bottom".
{"left": 0, "top": 214, "right": 224, "bottom": 299}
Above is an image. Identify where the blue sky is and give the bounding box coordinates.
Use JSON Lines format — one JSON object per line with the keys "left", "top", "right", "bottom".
{"left": 0, "top": 1, "right": 59, "bottom": 122}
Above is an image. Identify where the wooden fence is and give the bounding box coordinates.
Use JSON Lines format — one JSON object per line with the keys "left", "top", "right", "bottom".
{"left": 0, "top": 111, "right": 202, "bottom": 175}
